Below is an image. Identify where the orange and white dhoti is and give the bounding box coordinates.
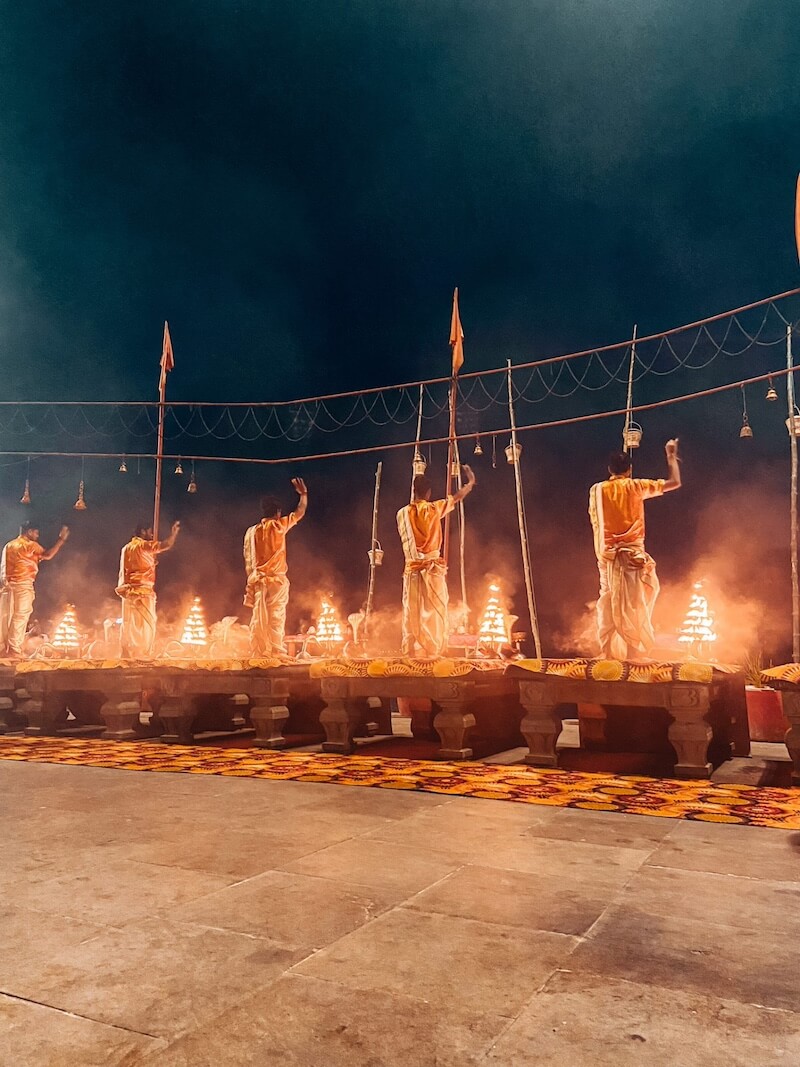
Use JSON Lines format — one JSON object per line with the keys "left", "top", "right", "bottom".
{"left": 119, "top": 587, "right": 157, "bottom": 659}
{"left": 589, "top": 474, "right": 666, "bottom": 661}
{"left": 243, "top": 514, "right": 301, "bottom": 657}
{"left": 0, "top": 581, "right": 36, "bottom": 655}
{"left": 596, "top": 547, "right": 660, "bottom": 661}
{"left": 401, "top": 558, "right": 449, "bottom": 657}
{"left": 397, "top": 495, "right": 455, "bottom": 658}
{"left": 248, "top": 574, "right": 290, "bottom": 656}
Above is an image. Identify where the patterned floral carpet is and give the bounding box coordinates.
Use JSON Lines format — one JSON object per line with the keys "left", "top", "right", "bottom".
{"left": 1, "top": 735, "right": 799, "bottom": 829}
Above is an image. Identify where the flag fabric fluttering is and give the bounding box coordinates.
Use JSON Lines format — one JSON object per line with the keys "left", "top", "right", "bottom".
{"left": 450, "top": 287, "right": 464, "bottom": 376}
{"left": 161, "top": 320, "right": 175, "bottom": 374}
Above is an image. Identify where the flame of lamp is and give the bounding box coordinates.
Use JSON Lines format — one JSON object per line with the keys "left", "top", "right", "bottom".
{"left": 180, "top": 596, "right": 209, "bottom": 647}
{"left": 478, "top": 583, "right": 508, "bottom": 648}
{"left": 52, "top": 605, "right": 81, "bottom": 656}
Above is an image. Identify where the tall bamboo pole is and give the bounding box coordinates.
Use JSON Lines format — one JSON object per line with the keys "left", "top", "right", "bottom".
{"left": 507, "top": 360, "right": 542, "bottom": 657}
{"left": 624, "top": 324, "right": 638, "bottom": 457}
{"left": 365, "top": 461, "right": 383, "bottom": 625}
{"left": 788, "top": 325, "right": 799, "bottom": 661}
{"left": 410, "top": 384, "right": 424, "bottom": 502}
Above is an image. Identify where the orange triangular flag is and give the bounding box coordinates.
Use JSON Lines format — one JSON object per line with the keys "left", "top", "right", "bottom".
{"left": 161, "top": 321, "right": 175, "bottom": 373}
{"left": 795, "top": 173, "right": 800, "bottom": 266}
{"left": 450, "top": 288, "right": 464, "bottom": 376}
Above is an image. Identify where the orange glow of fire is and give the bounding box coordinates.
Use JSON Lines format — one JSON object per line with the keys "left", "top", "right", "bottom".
{"left": 181, "top": 596, "right": 209, "bottom": 647}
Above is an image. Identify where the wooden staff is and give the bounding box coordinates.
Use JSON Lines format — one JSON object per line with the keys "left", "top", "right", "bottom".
{"left": 365, "top": 461, "right": 383, "bottom": 626}
{"left": 507, "top": 359, "right": 542, "bottom": 657}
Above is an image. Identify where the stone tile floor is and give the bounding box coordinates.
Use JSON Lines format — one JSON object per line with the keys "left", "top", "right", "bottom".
{"left": 2, "top": 759, "right": 799, "bottom": 1066}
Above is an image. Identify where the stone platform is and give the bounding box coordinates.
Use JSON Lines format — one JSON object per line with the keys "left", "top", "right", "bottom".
{"left": 506, "top": 658, "right": 749, "bottom": 780}
{"left": 12, "top": 659, "right": 324, "bottom": 747}
{"left": 311, "top": 658, "right": 522, "bottom": 760}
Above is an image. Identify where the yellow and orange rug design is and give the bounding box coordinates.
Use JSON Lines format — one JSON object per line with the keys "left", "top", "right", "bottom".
{"left": 1, "top": 736, "right": 798, "bottom": 829}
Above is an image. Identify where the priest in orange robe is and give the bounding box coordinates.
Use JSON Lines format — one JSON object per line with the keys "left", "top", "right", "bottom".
{"left": 244, "top": 479, "right": 308, "bottom": 656}
{"left": 589, "top": 440, "right": 680, "bottom": 661}
{"left": 397, "top": 466, "right": 476, "bottom": 657}
{"left": 116, "top": 521, "right": 180, "bottom": 658}
{"left": 0, "top": 521, "right": 70, "bottom": 656}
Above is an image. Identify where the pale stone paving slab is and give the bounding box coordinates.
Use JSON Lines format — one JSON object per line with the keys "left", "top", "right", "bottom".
{"left": 483, "top": 971, "right": 800, "bottom": 1067}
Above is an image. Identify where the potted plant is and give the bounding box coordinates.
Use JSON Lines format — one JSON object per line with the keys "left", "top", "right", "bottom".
{"left": 744, "top": 652, "right": 789, "bottom": 743}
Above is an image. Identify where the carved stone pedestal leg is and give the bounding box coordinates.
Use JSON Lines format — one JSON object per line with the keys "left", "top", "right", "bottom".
{"left": 320, "top": 697, "right": 362, "bottom": 754}
{"left": 158, "top": 696, "right": 196, "bottom": 745}
{"left": 781, "top": 691, "right": 800, "bottom": 786}
{"left": 519, "top": 682, "right": 562, "bottom": 768}
{"left": 100, "top": 692, "right": 144, "bottom": 741}
{"left": 432, "top": 700, "right": 476, "bottom": 760}
{"left": 24, "top": 692, "right": 68, "bottom": 736}
{"left": 230, "top": 693, "right": 250, "bottom": 731}
{"left": 668, "top": 704, "right": 712, "bottom": 779}
{"left": 250, "top": 700, "right": 290, "bottom": 749}
{"left": 0, "top": 695, "right": 17, "bottom": 733}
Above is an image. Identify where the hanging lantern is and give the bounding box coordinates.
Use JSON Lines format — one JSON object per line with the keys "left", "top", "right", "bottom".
{"left": 622, "top": 421, "right": 643, "bottom": 450}
{"left": 20, "top": 457, "right": 31, "bottom": 504}
{"left": 739, "top": 386, "right": 753, "bottom": 439}
{"left": 367, "top": 540, "right": 384, "bottom": 567}
{"left": 766, "top": 376, "right": 778, "bottom": 402}
{"left": 473, "top": 435, "right": 483, "bottom": 456}
{"left": 118, "top": 457, "right": 128, "bottom": 473}
{"left": 174, "top": 459, "right": 184, "bottom": 475}
{"left": 187, "top": 460, "right": 197, "bottom": 493}
{"left": 451, "top": 460, "right": 461, "bottom": 478}
{"left": 74, "top": 457, "right": 88, "bottom": 509}
{"left": 505, "top": 440, "right": 522, "bottom": 465}
{"left": 412, "top": 451, "right": 427, "bottom": 477}
{"left": 786, "top": 405, "right": 800, "bottom": 437}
